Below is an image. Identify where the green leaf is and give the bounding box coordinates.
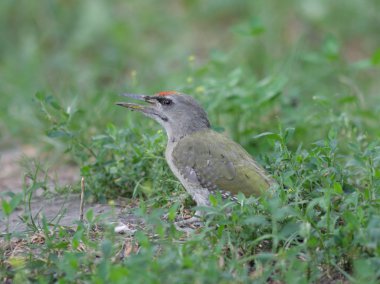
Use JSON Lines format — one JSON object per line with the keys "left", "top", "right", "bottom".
{"left": 10, "top": 194, "right": 23, "bottom": 211}
{"left": 86, "top": 209, "right": 94, "bottom": 222}
{"left": 328, "top": 127, "right": 338, "bottom": 140}
{"left": 256, "top": 75, "right": 287, "bottom": 106}
{"left": 1, "top": 200, "right": 12, "bottom": 216}
{"left": 284, "top": 127, "right": 295, "bottom": 142}
{"left": 233, "top": 18, "right": 265, "bottom": 37}
{"left": 101, "top": 239, "right": 113, "bottom": 258}
{"left": 253, "top": 132, "right": 282, "bottom": 142}
{"left": 45, "top": 95, "right": 62, "bottom": 110}
{"left": 371, "top": 48, "right": 380, "bottom": 65}
{"left": 247, "top": 18, "right": 265, "bottom": 36}
{"left": 47, "top": 129, "right": 71, "bottom": 138}
{"left": 333, "top": 182, "right": 343, "bottom": 195}
{"left": 92, "top": 134, "right": 111, "bottom": 141}
{"left": 209, "top": 194, "right": 218, "bottom": 207}
{"left": 35, "top": 91, "right": 45, "bottom": 101}
{"left": 243, "top": 215, "right": 268, "bottom": 226}
{"left": 322, "top": 35, "right": 340, "bottom": 60}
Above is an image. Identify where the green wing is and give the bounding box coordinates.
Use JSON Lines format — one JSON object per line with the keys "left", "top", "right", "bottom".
{"left": 172, "top": 130, "right": 274, "bottom": 196}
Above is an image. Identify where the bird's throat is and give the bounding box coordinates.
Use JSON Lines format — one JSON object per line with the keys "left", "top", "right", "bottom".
{"left": 165, "top": 124, "right": 210, "bottom": 145}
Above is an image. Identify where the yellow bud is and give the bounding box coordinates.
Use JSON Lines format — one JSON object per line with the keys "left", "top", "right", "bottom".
{"left": 195, "top": 86, "right": 205, "bottom": 94}
{"left": 131, "top": 70, "right": 137, "bottom": 78}
{"left": 7, "top": 256, "right": 26, "bottom": 268}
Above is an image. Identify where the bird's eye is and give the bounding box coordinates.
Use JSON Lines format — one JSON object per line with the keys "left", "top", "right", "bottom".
{"left": 159, "top": 98, "right": 172, "bottom": 105}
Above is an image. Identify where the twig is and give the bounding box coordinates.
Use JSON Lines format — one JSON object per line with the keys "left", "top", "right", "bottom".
{"left": 79, "top": 177, "right": 85, "bottom": 222}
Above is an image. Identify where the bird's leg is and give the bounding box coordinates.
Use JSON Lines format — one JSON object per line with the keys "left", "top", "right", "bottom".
{"left": 174, "top": 215, "right": 203, "bottom": 233}
{"left": 174, "top": 191, "right": 210, "bottom": 231}
{"left": 114, "top": 222, "right": 137, "bottom": 235}
{"left": 174, "top": 210, "right": 203, "bottom": 226}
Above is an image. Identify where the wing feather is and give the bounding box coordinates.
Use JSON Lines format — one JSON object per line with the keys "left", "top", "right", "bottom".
{"left": 172, "top": 130, "right": 274, "bottom": 196}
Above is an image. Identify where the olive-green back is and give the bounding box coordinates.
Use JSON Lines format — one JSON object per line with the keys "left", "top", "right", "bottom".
{"left": 172, "top": 130, "right": 275, "bottom": 196}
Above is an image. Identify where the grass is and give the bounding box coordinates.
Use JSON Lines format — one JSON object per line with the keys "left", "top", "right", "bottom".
{"left": 1, "top": 0, "right": 380, "bottom": 283}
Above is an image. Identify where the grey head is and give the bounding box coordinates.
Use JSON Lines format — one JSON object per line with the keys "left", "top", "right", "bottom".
{"left": 116, "top": 91, "right": 211, "bottom": 141}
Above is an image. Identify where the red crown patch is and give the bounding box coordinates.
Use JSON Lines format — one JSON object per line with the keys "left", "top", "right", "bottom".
{"left": 156, "top": 91, "right": 179, "bottom": 96}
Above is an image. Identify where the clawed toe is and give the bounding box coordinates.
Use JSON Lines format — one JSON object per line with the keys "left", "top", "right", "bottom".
{"left": 174, "top": 216, "right": 203, "bottom": 232}
{"left": 114, "top": 223, "right": 137, "bottom": 235}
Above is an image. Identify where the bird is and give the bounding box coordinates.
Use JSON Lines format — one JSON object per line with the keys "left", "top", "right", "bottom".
{"left": 116, "top": 91, "right": 276, "bottom": 227}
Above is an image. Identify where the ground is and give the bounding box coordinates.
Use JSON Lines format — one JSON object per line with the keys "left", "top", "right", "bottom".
{"left": 1, "top": 1, "right": 379, "bottom": 282}
{"left": 0, "top": 147, "right": 117, "bottom": 233}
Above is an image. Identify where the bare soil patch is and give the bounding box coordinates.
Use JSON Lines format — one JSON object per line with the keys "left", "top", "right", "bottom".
{"left": 0, "top": 147, "right": 123, "bottom": 234}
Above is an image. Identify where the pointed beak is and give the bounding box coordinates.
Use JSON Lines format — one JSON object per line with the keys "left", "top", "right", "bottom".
{"left": 116, "top": 93, "right": 169, "bottom": 122}
{"left": 116, "top": 93, "right": 154, "bottom": 112}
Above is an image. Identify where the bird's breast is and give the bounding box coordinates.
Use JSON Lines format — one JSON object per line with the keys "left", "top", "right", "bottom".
{"left": 166, "top": 141, "right": 197, "bottom": 180}
{"left": 165, "top": 141, "right": 190, "bottom": 186}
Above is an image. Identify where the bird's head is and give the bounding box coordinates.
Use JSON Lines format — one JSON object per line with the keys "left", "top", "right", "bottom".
{"left": 116, "top": 91, "right": 210, "bottom": 140}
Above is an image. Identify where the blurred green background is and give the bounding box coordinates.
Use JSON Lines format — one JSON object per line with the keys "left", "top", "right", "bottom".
{"left": 1, "top": 2, "right": 380, "bottom": 282}
{"left": 0, "top": 0, "right": 379, "bottom": 153}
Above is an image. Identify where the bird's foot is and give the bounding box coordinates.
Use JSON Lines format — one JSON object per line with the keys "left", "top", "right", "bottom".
{"left": 114, "top": 222, "right": 137, "bottom": 235}
{"left": 174, "top": 216, "right": 203, "bottom": 233}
